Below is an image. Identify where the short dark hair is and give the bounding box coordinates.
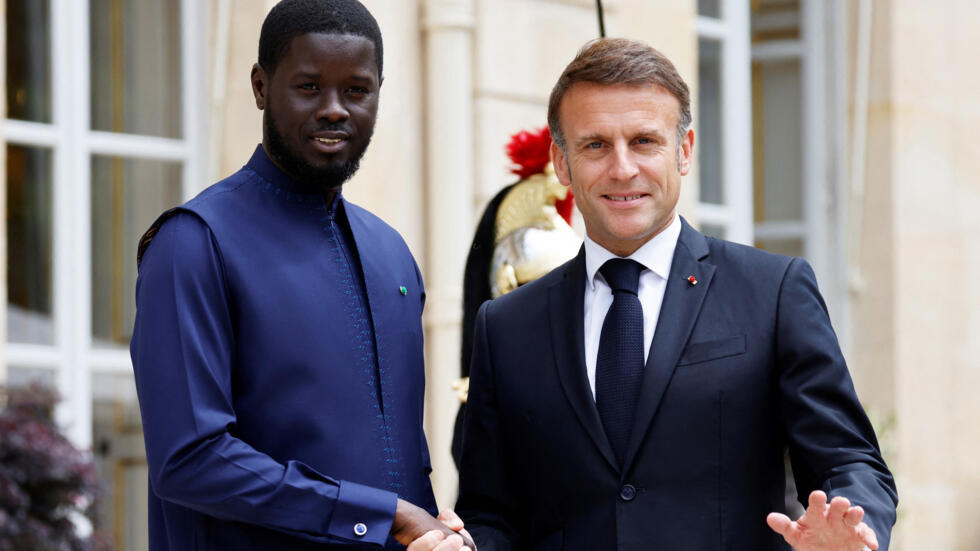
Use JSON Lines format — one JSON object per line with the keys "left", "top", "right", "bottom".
{"left": 548, "top": 38, "right": 692, "bottom": 152}
{"left": 258, "top": 0, "right": 384, "bottom": 78}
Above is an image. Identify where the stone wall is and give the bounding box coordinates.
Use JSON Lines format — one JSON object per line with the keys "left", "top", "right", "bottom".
{"left": 849, "top": 0, "right": 980, "bottom": 548}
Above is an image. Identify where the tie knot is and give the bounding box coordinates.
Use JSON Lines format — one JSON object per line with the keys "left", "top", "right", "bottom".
{"left": 599, "top": 258, "right": 644, "bottom": 295}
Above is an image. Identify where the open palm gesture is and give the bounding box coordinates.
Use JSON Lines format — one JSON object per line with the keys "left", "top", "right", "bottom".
{"left": 767, "top": 490, "right": 878, "bottom": 551}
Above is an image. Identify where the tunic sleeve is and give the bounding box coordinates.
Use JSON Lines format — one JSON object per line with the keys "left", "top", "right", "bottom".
{"left": 130, "top": 211, "right": 397, "bottom": 546}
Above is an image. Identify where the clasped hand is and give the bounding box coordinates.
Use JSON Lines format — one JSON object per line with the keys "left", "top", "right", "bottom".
{"left": 391, "top": 499, "right": 475, "bottom": 551}
{"left": 767, "top": 490, "right": 878, "bottom": 550}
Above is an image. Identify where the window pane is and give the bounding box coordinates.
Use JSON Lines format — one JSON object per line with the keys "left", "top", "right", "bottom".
{"left": 91, "top": 156, "right": 182, "bottom": 347}
{"left": 698, "top": 0, "right": 721, "bottom": 18}
{"left": 92, "top": 372, "right": 148, "bottom": 551}
{"left": 751, "top": 0, "right": 800, "bottom": 42}
{"left": 5, "top": 0, "right": 52, "bottom": 122}
{"left": 7, "top": 145, "right": 54, "bottom": 344}
{"left": 753, "top": 59, "right": 802, "bottom": 222}
{"left": 697, "top": 38, "right": 724, "bottom": 205}
{"left": 5, "top": 366, "right": 57, "bottom": 389}
{"left": 90, "top": 0, "right": 182, "bottom": 138}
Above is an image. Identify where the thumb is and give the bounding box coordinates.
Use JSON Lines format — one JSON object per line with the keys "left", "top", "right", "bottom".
{"left": 437, "top": 509, "right": 465, "bottom": 532}
{"left": 766, "top": 513, "right": 792, "bottom": 536}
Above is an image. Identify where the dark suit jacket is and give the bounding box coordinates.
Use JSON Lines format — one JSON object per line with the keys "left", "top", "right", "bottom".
{"left": 456, "top": 219, "right": 897, "bottom": 551}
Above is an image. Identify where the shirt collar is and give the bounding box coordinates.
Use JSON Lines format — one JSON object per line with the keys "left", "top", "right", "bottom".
{"left": 584, "top": 213, "right": 681, "bottom": 291}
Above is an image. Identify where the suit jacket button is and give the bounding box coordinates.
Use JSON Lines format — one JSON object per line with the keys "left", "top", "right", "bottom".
{"left": 619, "top": 484, "right": 637, "bottom": 501}
{"left": 354, "top": 523, "right": 368, "bottom": 537}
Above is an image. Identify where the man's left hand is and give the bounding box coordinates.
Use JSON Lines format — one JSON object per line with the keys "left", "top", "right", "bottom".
{"left": 767, "top": 490, "right": 878, "bottom": 551}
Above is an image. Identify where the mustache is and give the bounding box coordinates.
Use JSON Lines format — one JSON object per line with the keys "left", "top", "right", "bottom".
{"left": 311, "top": 122, "right": 354, "bottom": 134}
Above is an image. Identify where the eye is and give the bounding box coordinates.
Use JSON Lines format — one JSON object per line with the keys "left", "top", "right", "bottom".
{"left": 346, "top": 86, "right": 370, "bottom": 97}
{"left": 298, "top": 82, "right": 318, "bottom": 91}
{"left": 586, "top": 142, "right": 603, "bottom": 150}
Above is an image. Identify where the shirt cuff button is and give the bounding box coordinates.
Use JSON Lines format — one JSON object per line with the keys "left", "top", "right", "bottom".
{"left": 354, "top": 522, "right": 368, "bottom": 537}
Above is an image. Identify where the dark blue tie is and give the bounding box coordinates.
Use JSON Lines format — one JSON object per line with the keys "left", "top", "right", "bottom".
{"left": 596, "top": 258, "right": 645, "bottom": 467}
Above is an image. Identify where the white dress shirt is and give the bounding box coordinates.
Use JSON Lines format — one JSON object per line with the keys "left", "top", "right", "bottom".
{"left": 583, "top": 214, "right": 681, "bottom": 398}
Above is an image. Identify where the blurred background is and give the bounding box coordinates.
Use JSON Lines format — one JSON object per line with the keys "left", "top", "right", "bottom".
{"left": 2, "top": 0, "right": 978, "bottom": 549}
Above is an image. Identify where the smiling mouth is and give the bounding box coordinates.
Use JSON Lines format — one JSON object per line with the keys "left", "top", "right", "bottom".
{"left": 315, "top": 137, "right": 344, "bottom": 145}
{"left": 605, "top": 194, "right": 645, "bottom": 201}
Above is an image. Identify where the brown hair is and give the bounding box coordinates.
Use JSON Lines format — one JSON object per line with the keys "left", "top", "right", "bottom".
{"left": 547, "top": 38, "right": 692, "bottom": 152}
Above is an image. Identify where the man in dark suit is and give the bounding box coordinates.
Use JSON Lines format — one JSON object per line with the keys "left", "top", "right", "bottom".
{"left": 456, "top": 38, "right": 897, "bottom": 550}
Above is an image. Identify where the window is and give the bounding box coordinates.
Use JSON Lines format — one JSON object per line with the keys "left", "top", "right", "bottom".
{"left": 750, "top": 0, "right": 847, "bottom": 332}
{"left": 695, "top": 0, "right": 754, "bottom": 243}
{"left": 4, "top": 1, "right": 206, "bottom": 548}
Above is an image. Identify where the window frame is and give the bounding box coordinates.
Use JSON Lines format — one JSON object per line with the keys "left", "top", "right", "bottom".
{"left": 4, "top": 0, "right": 207, "bottom": 448}
{"left": 750, "top": 0, "right": 848, "bottom": 339}
{"left": 695, "top": 0, "right": 754, "bottom": 245}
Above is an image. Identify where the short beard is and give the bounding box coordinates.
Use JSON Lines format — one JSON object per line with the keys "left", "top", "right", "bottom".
{"left": 263, "top": 109, "right": 371, "bottom": 192}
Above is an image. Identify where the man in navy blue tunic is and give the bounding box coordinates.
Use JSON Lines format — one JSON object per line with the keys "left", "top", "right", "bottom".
{"left": 131, "top": 1, "right": 472, "bottom": 549}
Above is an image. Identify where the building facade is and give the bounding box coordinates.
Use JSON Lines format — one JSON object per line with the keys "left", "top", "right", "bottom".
{"left": 3, "top": 0, "right": 978, "bottom": 549}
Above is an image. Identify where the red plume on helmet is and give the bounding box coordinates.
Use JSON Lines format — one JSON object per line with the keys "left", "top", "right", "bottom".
{"left": 505, "top": 126, "right": 575, "bottom": 225}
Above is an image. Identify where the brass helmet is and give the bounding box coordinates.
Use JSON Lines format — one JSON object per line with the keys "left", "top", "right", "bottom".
{"left": 456, "top": 127, "right": 581, "bottom": 402}
{"left": 490, "top": 162, "right": 581, "bottom": 298}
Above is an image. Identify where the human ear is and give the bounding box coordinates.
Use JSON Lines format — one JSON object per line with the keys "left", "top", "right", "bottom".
{"left": 251, "top": 63, "right": 268, "bottom": 110}
{"left": 551, "top": 141, "right": 571, "bottom": 187}
{"left": 678, "top": 128, "right": 694, "bottom": 175}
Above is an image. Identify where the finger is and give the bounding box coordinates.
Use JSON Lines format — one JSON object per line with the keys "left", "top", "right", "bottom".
{"left": 407, "top": 530, "right": 446, "bottom": 551}
{"left": 766, "top": 513, "right": 793, "bottom": 536}
{"left": 767, "top": 513, "right": 803, "bottom": 546}
{"left": 807, "top": 490, "right": 829, "bottom": 515}
{"left": 432, "top": 533, "right": 465, "bottom": 551}
{"left": 843, "top": 505, "right": 865, "bottom": 527}
{"left": 858, "top": 523, "right": 879, "bottom": 549}
{"left": 828, "top": 496, "right": 851, "bottom": 519}
{"left": 437, "top": 509, "right": 465, "bottom": 532}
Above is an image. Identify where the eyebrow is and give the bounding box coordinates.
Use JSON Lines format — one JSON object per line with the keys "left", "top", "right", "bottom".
{"left": 573, "top": 128, "right": 669, "bottom": 147}
{"left": 290, "top": 72, "right": 377, "bottom": 87}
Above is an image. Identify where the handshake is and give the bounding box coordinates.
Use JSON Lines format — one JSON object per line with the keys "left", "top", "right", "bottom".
{"left": 393, "top": 499, "right": 475, "bottom": 551}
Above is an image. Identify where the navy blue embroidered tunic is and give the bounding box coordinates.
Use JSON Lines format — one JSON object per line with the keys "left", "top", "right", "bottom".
{"left": 131, "top": 145, "right": 437, "bottom": 550}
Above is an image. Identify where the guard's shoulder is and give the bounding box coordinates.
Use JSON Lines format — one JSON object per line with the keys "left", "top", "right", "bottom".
{"left": 485, "top": 255, "right": 574, "bottom": 314}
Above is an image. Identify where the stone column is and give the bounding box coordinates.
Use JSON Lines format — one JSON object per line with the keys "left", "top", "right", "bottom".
{"left": 421, "top": 0, "right": 475, "bottom": 508}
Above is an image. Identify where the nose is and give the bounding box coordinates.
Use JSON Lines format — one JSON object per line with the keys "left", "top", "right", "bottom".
{"left": 608, "top": 144, "right": 639, "bottom": 181}
{"left": 317, "top": 90, "right": 349, "bottom": 123}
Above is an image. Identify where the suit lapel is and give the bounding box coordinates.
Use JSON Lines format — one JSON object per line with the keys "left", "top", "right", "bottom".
{"left": 622, "top": 220, "right": 715, "bottom": 472}
{"left": 549, "top": 248, "right": 619, "bottom": 472}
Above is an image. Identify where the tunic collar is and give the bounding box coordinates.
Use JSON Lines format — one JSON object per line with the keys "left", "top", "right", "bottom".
{"left": 246, "top": 144, "right": 343, "bottom": 200}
